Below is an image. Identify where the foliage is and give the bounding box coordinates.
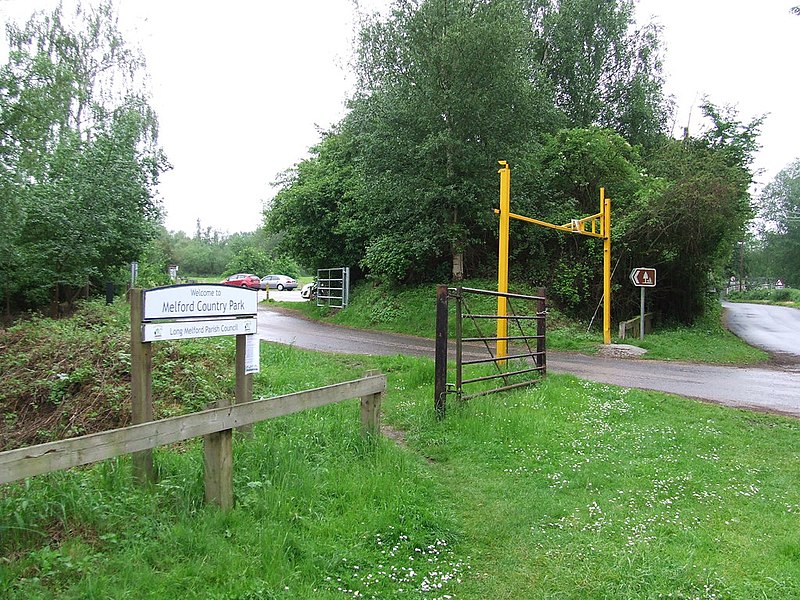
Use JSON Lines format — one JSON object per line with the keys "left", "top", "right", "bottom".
{"left": 512, "top": 127, "right": 642, "bottom": 311}
{"left": 223, "top": 246, "right": 272, "bottom": 278}
{"left": 616, "top": 103, "right": 762, "bottom": 322}
{"left": 267, "top": 0, "right": 755, "bottom": 324}
{"left": 753, "top": 159, "right": 800, "bottom": 285}
{"left": 129, "top": 236, "right": 171, "bottom": 289}
{"left": 266, "top": 131, "right": 365, "bottom": 274}
{"left": 0, "top": 1, "right": 168, "bottom": 313}
{"left": 163, "top": 225, "right": 292, "bottom": 278}
{"left": 0, "top": 300, "right": 234, "bottom": 451}
{"left": 541, "top": 0, "right": 669, "bottom": 147}
{"left": 727, "top": 287, "right": 800, "bottom": 307}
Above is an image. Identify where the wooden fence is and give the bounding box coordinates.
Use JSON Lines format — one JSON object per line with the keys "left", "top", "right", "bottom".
{"left": 0, "top": 373, "right": 386, "bottom": 509}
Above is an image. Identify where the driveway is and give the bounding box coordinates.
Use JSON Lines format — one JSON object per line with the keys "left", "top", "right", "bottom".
{"left": 257, "top": 307, "right": 800, "bottom": 418}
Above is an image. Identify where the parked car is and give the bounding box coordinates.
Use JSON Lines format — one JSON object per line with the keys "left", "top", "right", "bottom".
{"left": 221, "top": 273, "right": 261, "bottom": 289}
{"left": 300, "top": 281, "right": 317, "bottom": 300}
{"left": 260, "top": 274, "right": 298, "bottom": 291}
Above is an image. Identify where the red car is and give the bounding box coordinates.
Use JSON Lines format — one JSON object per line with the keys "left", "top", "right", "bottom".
{"left": 221, "top": 273, "right": 261, "bottom": 290}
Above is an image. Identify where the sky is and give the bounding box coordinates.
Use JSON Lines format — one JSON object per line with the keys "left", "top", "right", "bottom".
{"left": 1, "top": 1, "right": 798, "bottom": 235}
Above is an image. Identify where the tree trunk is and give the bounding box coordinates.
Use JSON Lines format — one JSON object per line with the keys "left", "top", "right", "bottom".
{"left": 51, "top": 284, "right": 60, "bottom": 318}
{"left": 452, "top": 251, "right": 464, "bottom": 281}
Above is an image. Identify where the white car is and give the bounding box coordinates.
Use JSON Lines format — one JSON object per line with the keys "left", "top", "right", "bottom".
{"left": 260, "top": 274, "right": 298, "bottom": 291}
{"left": 300, "top": 281, "right": 317, "bottom": 299}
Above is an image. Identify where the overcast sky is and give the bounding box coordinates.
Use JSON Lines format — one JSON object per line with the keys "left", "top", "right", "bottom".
{"left": 2, "top": 1, "right": 798, "bottom": 235}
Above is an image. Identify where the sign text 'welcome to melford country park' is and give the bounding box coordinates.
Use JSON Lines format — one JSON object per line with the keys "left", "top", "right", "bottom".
{"left": 142, "top": 284, "right": 257, "bottom": 321}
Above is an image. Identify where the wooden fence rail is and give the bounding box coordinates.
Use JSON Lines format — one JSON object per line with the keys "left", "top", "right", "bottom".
{"left": 0, "top": 374, "right": 386, "bottom": 508}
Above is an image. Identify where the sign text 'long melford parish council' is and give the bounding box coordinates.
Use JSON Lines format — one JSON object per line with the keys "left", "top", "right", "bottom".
{"left": 142, "top": 317, "right": 257, "bottom": 342}
{"left": 142, "top": 284, "right": 257, "bottom": 321}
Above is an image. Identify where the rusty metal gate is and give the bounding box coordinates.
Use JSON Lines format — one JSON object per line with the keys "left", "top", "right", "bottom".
{"left": 434, "top": 286, "right": 546, "bottom": 417}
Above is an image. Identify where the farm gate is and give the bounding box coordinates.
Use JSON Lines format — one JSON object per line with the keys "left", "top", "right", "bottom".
{"left": 434, "top": 286, "right": 546, "bottom": 417}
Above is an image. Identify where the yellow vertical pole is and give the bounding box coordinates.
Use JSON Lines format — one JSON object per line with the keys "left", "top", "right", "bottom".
{"left": 497, "top": 161, "right": 511, "bottom": 359}
{"left": 602, "top": 188, "right": 612, "bottom": 345}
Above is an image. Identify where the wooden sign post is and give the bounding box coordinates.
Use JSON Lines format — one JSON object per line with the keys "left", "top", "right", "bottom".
{"left": 130, "top": 290, "right": 154, "bottom": 484}
{"left": 131, "top": 283, "right": 259, "bottom": 506}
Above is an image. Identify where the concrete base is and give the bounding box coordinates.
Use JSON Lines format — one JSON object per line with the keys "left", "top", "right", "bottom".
{"left": 597, "top": 344, "right": 648, "bottom": 358}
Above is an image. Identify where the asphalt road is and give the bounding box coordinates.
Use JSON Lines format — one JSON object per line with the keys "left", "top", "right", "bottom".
{"left": 723, "top": 301, "right": 800, "bottom": 360}
{"left": 256, "top": 306, "right": 800, "bottom": 418}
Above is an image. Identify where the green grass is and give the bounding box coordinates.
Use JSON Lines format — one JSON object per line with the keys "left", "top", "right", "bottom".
{"left": 613, "top": 304, "right": 770, "bottom": 364}
{"left": 2, "top": 339, "right": 799, "bottom": 598}
{"left": 727, "top": 287, "right": 800, "bottom": 308}
{"left": 277, "top": 280, "right": 770, "bottom": 364}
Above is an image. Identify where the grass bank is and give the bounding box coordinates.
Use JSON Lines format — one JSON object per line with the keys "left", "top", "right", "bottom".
{"left": 727, "top": 287, "right": 800, "bottom": 308}
{"left": 1, "top": 302, "right": 798, "bottom": 598}
{"left": 275, "top": 280, "right": 769, "bottom": 364}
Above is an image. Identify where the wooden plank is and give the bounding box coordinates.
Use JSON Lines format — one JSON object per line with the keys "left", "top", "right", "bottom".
{"left": 203, "top": 393, "right": 234, "bottom": 510}
{"left": 0, "top": 375, "right": 386, "bottom": 485}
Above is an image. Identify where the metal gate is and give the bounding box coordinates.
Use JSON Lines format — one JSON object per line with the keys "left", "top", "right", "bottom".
{"left": 316, "top": 267, "right": 350, "bottom": 309}
{"left": 434, "top": 286, "right": 546, "bottom": 416}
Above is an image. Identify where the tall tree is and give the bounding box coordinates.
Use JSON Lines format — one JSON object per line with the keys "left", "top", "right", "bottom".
{"left": 756, "top": 159, "right": 800, "bottom": 285}
{"left": 349, "top": 0, "right": 552, "bottom": 282}
{"left": 0, "top": 1, "right": 167, "bottom": 310}
{"left": 267, "top": 129, "right": 366, "bottom": 274}
{"left": 541, "top": 0, "right": 669, "bottom": 147}
{"left": 623, "top": 103, "right": 763, "bottom": 321}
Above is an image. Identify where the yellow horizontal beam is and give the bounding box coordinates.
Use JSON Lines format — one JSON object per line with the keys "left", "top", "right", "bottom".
{"left": 494, "top": 209, "right": 605, "bottom": 238}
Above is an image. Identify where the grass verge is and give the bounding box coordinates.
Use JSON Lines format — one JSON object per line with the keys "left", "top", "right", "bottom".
{"left": 274, "top": 281, "right": 769, "bottom": 364}
{"left": 1, "top": 302, "right": 798, "bottom": 598}
{"left": 727, "top": 287, "right": 800, "bottom": 308}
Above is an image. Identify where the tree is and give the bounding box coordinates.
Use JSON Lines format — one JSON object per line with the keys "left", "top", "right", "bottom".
{"left": 0, "top": 1, "right": 168, "bottom": 311}
{"left": 267, "top": 130, "right": 366, "bottom": 274}
{"left": 540, "top": 0, "right": 669, "bottom": 147}
{"left": 623, "top": 103, "right": 762, "bottom": 321}
{"left": 348, "top": 0, "right": 551, "bottom": 282}
{"left": 511, "top": 127, "right": 643, "bottom": 313}
{"left": 756, "top": 159, "right": 800, "bottom": 285}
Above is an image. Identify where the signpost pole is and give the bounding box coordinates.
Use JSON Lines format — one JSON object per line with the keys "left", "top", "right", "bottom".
{"left": 235, "top": 335, "right": 253, "bottom": 436}
{"left": 629, "top": 268, "right": 656, "bottom": 340}
{"left": 130, "top": 289, "right": 154, "bottom": 484}
{"left": 640, "top": 286, "right": 645, "bottom": 341}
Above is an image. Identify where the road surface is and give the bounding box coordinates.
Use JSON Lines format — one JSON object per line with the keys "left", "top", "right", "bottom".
{"left": 723, "top": 301, "right": 800, "bottom": 360}
{"left": 257, "top": 306, "right": 800, "bottom": 418}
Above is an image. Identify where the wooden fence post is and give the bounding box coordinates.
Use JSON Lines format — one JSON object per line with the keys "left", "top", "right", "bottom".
{"left": 130, "top": 289, "right": 154, "bottom": 484}
{"left": 204, "top": 389, "right": 234, "bottom": 510}
{"left": 360, "top": 370, "right": 383, "bottom": 438}
{"left": 203, "top": 423, "right": 234, "bottom": 510}
{"left": 434, "top": 285, "right": 449, "bottom": 419}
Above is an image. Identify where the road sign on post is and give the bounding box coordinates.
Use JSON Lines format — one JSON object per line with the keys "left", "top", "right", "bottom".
{"left": 630, "top": 268, "right": 656, "bottom": 287}
{"left": 629, "top": 268, "right": 656, "bottom": 340}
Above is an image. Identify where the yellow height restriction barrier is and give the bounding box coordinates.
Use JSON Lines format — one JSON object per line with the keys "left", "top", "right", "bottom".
{"left": 495, "top": 162, "right": 612, "bottom": 355}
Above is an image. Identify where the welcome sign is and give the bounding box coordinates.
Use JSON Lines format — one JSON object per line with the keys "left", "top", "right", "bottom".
{"left": 142, "top": 284, "right": 257, "bottom": 321}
